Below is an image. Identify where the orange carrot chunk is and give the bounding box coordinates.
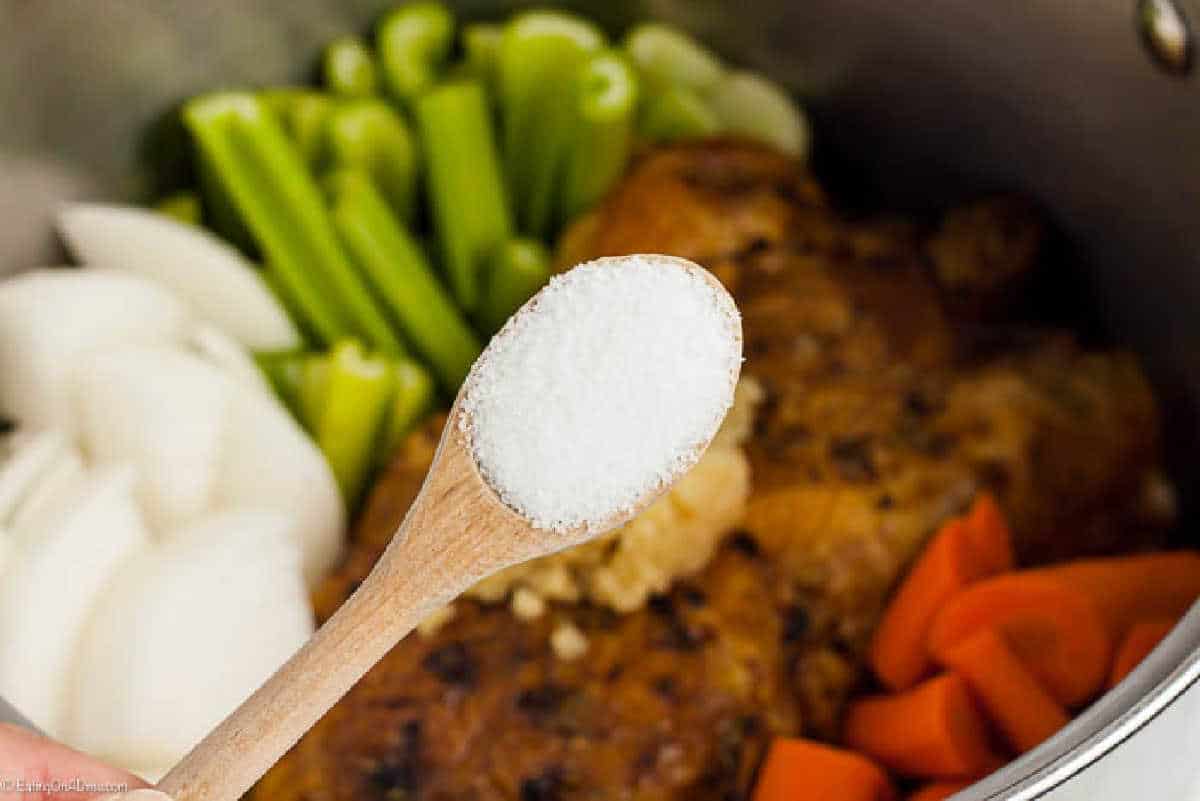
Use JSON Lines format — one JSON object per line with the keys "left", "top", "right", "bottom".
{"left": 963, "top": 493, "right": 1015, "bottom": 575}
{"left": 843, "top": 674, "right": 1003, "bottom": 779}
{"left": 752, "top": 737, "right": 897, "bottom": 801}
{"left": 1108, "top": 619, "right": 1176, "bottom": 688}
{"left": 870, "top": 520, "right": 984, "bottom": 691}
{"left": 940, "top": 628, "right": 1070, "bottom": 753}
{"left": 927, "top": 573, "right": 1111, "bottom": 707}
{"left": 1038, "top": 553, "right": 1200, "bottom": 641}
{"left": 909, "top": 780, "right": 972, "bottom": 801}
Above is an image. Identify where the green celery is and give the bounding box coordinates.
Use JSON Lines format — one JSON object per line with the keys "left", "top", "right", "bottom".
{"left": 253, "top": 349, "right": 309, "bottom": 416}
{"left": 560, "top": 50, "right": 639, "bottom": 222}
{"left": 497, "top": 10, "right": 605, "bottom": 238}
{"left": 377, "top": 2, "right": 455, "bottom": 105}
{"left": 314, "top": 340, "right": 395, "bottom": 507}
{"left": 183, "top": 92, "right": 403, "bottom": 353}
{"left": 261, "top": 89, "right": 336, "bottom": 168}
{"left": 708, "top": 71, "right": 811, "bottom": 159}
{"left": 326, "top": 168, "right": 481, "bottom": 391}
{"left": 622, "top": 23, "right": 725, "bottom": 94}
{"left": 381, "top": 357, "right": 436, "bottom": 461}
{"left": 298, "top": 353, "right": 330, "bottom": 434}
{"left": 638, "top": 83, "right": 721, "bottom": 142}
{"left": 478, "top": 237, "right": 550, "bottom": 335}
{"left": 323, "top": 36, "right": 379, "bottom": 97}
{"left": 414, "top": 81, "right": 511, "bottom": 313}
{"left": 326, "top": 99, "right": 419, "bottom": 224}
{"left": 461, "top": 23, "right": 501, "bottom": 92}
{"left": 155, "top": 191, "right": 202, "bottom": 226}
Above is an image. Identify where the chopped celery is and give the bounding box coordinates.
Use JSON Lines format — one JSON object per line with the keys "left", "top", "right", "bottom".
{"left": 414, "top": 81, "right": 512, "bottom": 313}
{"left": 622, "top": 23, "right": 725, "bottom": 94}
{"left": 708, "top": 71, "right": 811, "bottom": 159}
{"left": 183, "top": 93, "right": 403, "bottom": 354}
{"left": 478, "top": 237, "right": 551, "bottom": 335}
{"left": 560, "top": 50, "right": 639, "bottom": 222}
{"left": 261, "top": 89, "right": 336, "bottom": 168}
{"left": 254, "top": 349, "right": 308, "bottom": 415}
{"left": 638, "top": 83, "right": 721, "bottom": 141}
{"left": 313, "top": 340, "right": 395, "bottom": 507}
{"left": 154, "top": 191, "right": 202, "bottom": 226}
{"left": 377, "top": 2, "right": 455, "bottom": 105}
{"left": 326, "top": 169, "right": 482, "bottom": 391}
{"left": 381, "top": 358, "right": 436, "bottom": 461}
{"left": 323, "top": 36, "right": 379, "bottom": 98}
{"left": 461, "top": 23, "right": 501, "bottom": 92}
{"left": 326, "top": 100, "right": 419, "bottom": 225}
{"left": 298, "top": 353, "right": 330, "bottom": 433}
{"left": 497, "top": 10, "right": 606, "bottom": 238}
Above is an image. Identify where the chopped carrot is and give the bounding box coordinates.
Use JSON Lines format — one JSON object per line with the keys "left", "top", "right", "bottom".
{"left": 752, "top": 738, "right": 896, "bottom": 801}
{"left": 962, "top": 493, "right": 1014, "bottom": 575}
{"left": 1108, "top": 619, "right": 1176, "bottom": 688}
{"left": 909, "top": 780, "right": 972, "bottom": 801}
{"left": 870, "top": 520, "right": 985, "bottom": 690}
{"left": 843, "top": 674, "right": 1003, "bottom": 779}
{"left": 940, "top": 628, "right": 1070, "bottom": 753}
{"left": 1038, "top": 553, "right": 1200, "bottom": 641}
{"left": 927, "top": 573, "right": 1111, "bottom": 707}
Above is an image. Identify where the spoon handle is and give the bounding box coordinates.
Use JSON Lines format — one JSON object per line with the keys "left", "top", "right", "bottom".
{"left": 157, "top": 435, "right": 526, "bottom": 801}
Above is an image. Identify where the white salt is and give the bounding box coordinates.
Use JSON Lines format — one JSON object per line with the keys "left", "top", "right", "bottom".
{"left": 460, "top": 254, "right": 742, "bottom": 532}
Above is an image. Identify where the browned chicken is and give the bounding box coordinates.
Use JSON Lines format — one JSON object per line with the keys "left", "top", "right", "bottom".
{"left": 257, "top": 142, "right": 1173, "bottom": 801}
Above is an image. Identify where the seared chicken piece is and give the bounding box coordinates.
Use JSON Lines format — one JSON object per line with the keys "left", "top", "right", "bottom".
{"left": 258, "top": 142, "right": 1170, "bottom": 801}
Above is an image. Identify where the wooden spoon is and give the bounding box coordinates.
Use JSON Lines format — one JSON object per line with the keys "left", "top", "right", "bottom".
{"left": 156, "top": 255, "right": 740, "bottom": 801}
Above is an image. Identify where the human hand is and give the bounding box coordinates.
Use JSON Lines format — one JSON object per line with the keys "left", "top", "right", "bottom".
{"left": 0, "top": 724, "right": 163, "bottom": 801}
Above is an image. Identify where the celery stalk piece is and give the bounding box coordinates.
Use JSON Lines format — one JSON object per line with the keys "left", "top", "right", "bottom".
{"left": 497, "top": 11, "right": 606, "bottom": 238}
{"left": 638, "top": 83, "right": 722, "bottom": 142}
{"left": 297, "top": 353, "right": 330, "bottom": 434}
{"left": 197, "top": 149, "right": 257, "bottom": 256}
{"left": 381, "top": 357, "right": 436, "bottom": 461}
{"left": 323, "top": 36, "right": 379, "bottom": 98}
{"left": 260, "top": 89, "right": 336, "bottom": 168}
{"left": 314, "top": 340, "right": 395, "bottom": 507}
{"left": 326, "top": 169, "right": 481, "bottom": 391}
{"left": 414, "top": 81, "right": 511, "bottom": 313}
{"left": 377, "top": 2, "right": 455, "bottom": 105}
{"left": 154, "top": 191, "right": 202, "bottom": 226}
{"left": 254, "top": 349, "right": 309, "bottom": 416}
{"left": 708, "top": 71, "right": 811, "bottom": 159}
{"left": 183, "top": 92, "right": 404, "bottom": 354}
{"left": 462, "top": 23, "right": 501, "bottom": 92}
{"left": 560, "top": 50, "right": 639, "bottom": 222}
{"left": 622, "top": 22, "right": 725, "bottom": 94}
{"left": 478, "top": 237, "right": 551, "bottom": 335}
{"left": 326, "top": 99, "right": 419, "bottom": 225}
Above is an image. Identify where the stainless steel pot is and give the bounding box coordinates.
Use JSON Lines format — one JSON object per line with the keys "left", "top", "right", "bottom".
{"left": 2, "top": 1, "right": 1198, "bottom": 798}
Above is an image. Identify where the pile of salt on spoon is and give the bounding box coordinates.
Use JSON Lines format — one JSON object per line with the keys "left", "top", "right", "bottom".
{"left": 461, "top": 253, "right": 743, "bottom": 532}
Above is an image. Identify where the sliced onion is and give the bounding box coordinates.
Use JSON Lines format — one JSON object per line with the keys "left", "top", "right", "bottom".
{"left": 0, "top": 465, "right": 150, "bottom": 737}
{"left": 63, "top": 509, "right": 313, "bottom": 769}
{"left": 0, "top": 269, "right": 189, "bottom": 433}
{"left": 73, "top": 345, "right": 233, "bottom": 529}
{"left": 58, "top": 204, "right": 301, "bottom": 351}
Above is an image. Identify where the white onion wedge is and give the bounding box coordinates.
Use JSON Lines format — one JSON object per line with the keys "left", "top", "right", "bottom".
{"left": 58, "top": 204, "right": 301, "bottom": 351}
{"left": 74, "top": 345, "right": 233, "bottom": 529}
{"left": 0, "top": 270, "right": 189, "bottom": 432}
{"left": 211, "top": 382, "right": 344, "bottom": 588}
{"left": 0, "top": 465, "right": 150, "bottom": 736}
{"left": 64, "top": 509, "right": 313, "bottom": 770}
{"left": 0, "top": 429, "right": 71, "bottom": 525}
{"left": 9, "top": 444, "right": 86, "bottom": 533}
{"left": 187, "top": 323, "right": 274, "bottom": 397}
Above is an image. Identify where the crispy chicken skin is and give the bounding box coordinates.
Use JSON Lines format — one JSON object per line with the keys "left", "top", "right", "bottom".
{"left": 257, "top": 142, "right": 1170, "bottom": 801}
